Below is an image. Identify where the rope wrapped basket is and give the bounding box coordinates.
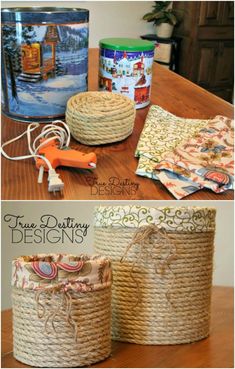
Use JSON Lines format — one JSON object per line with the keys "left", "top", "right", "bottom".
{"left": 66, "top": 91, "right": 136, "bottom": 145}
{"left": 12, "top": 254, "right": 112, "bottom": 367}
{"left": 94, "top": 206, "right": 216, "bottom": 345}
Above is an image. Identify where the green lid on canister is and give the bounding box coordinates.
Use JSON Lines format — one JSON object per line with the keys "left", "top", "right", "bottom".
{"left": 99, "top": 38, "right": 155, "bottom": 52}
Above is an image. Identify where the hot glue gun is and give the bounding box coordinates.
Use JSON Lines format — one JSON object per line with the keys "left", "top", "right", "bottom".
{"left": 36, "top": 138, "right": 97, "bottom": 171}
{"left": 1, "top": 120, "right": 97, "bottom": 195}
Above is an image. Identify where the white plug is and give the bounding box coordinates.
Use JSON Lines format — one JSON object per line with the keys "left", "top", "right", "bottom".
{"left": 48, "top": 169, "right": 64, "bottom": 194}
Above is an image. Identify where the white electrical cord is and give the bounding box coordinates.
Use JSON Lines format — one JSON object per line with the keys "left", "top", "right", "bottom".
{"left": 1, "top": 120, "right": 71, "bottom": 193}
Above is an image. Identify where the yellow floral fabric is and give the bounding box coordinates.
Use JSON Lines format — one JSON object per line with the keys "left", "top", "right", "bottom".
{"left": 155, "top": 116, "right": 234, "bottom": 199}
{"left": 135, "top": 105, "right": 209, "bottom": 179}
{"left": 135, "top": 105, "right": 234, "bottom": 198}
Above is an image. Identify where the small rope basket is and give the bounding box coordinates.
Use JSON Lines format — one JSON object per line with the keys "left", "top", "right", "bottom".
{"left": 94, "top": 206, "right": 216, "bottom": 345}
{"left": 66, "top": 91, "right": 136, "bottom": 145}
{"left": 12, "top": 254, "right": 112, "bottom": 367}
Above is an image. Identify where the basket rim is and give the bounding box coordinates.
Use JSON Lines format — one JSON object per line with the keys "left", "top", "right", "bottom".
{"left": 94, "top": 206, "right": 216, "bottom": 233}
{"left": 12, "top": 254, "right": 112, "bottom": 293}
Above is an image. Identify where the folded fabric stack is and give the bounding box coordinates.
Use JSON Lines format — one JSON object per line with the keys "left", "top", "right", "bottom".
{"left": 135, "top": 105, "right": 234, "bottom": 199}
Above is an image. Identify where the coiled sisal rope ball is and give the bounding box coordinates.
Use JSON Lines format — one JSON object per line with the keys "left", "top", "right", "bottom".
{"left": 66, "top": 92, "right": 136, "bottom": 145}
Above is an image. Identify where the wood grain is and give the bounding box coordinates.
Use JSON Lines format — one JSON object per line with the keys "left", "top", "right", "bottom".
{"left": 1, "top": 286, "right": 234, "bottom": 368}
{"left": 1, "top": 49, "right": 234, "bottom": 200}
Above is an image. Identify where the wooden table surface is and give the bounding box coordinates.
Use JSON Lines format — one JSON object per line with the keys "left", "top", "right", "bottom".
{"left": 1, "top": 49, "right": 234, "bottom": 200}
{"left": 1, "top": 286, "right": 233, "bottom": 368}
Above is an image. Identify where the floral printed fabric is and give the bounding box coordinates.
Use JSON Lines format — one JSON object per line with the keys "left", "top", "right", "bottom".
{"left": 155, "top": 116, "right": 234, "bottom": 199}
{"left": 135, "top": 105, "right": 234, "bottom": 198}
{"left": 12, "top": 254, "right": 112, "bottom": 292}
{"left": 94, "top": 206, "right": 216, "bottom": 233}
{"left": 135, "top": 105, "right": 209, "bottom": 179}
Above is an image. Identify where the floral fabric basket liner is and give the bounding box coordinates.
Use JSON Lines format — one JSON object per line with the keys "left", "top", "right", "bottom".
{"left": 94, "top": 205, "right": 216, "bottom": 232}
{"left": 135, "top": 105, "right": 234, "bottom": 198}
{"left": 12, "top": 253, "right": 112, "bottom": 292}
{"left": 12, "top": 253, "right": 112, "bottom": 367}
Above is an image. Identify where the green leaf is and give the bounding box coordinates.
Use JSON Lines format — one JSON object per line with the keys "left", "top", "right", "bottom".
{"left": 154, "top": 1, "right": 171, "bottom": 11}
{"left": 143, "top": 1, "right": 182, "bottom": 25}
{"left": 143, "top": 11, "right": 153, "bottom": 17}
{"left": 143, "top": 12, "right": 156, "bottom": 20}
{"left": 154, "top": 17, "right": 168, "bottom": 26}
{"left": 166, "top": 12, "right": 177, "bottom": 25}
{"left": 153, "top": 11, "right": 166, "bottom": 19}
{"left": 143, "top": 10, "right": 165, "bottom": 21}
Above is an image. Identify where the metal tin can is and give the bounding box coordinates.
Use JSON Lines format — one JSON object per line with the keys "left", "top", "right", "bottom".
{"left": 1, "top": 7, "right": 89, "bottom": 122}
{"left": 99, "top": 38, "right": 155, "bottom": 109}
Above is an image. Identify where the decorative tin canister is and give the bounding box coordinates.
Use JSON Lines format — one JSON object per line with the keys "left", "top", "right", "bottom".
{"left": 12, "top": 254, "right": 112, "bottom": 367}
{"left": 1, "top": 8, "right": 89, "bottom": 122}
{"left": 94, "top": 206, "right": 216, "bottom": 345}
{"left": 99, "top": 38, "right": 155, "bottom": 109}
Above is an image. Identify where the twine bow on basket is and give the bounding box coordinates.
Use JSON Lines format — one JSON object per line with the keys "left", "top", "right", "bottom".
{"left": 120, "top": 223, "right": 178, "bottom": 308}
{"left": 35, "top": 281, "right": 79, "bottom": 341}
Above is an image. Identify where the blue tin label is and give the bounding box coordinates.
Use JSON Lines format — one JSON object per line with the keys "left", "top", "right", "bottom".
{"left": 1, "top": 22, "right": 88, "bottom": 121}
{"left": 99, "top": 48, "right": 154, "bottom": 109}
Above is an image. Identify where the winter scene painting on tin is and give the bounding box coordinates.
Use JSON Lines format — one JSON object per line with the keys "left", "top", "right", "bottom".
{"left": 2, "top": 22, "right": 88, "bottom": 118}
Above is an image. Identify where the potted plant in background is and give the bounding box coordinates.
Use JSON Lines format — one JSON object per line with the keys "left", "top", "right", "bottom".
{"left": 143, "top": 1, "right": 181, "bottom": 38}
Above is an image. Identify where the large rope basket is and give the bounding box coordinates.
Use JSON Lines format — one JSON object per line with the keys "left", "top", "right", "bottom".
{"left": 12, "top": 254, "right": 112, "bottom": 367}
{"left": 94, "top": 206, "right": 216, "bottom": 345}
{"left": 66, "top": 91, "right": 136, "bottom": 145}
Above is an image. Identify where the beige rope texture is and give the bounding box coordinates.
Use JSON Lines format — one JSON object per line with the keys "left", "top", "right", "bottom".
{"left": 12, "top": 286, "right": 111, "bottom": 367}
{"left": 35, "top": 284, "right": 79, "bottom": 340}
{"left": 120, "top": 224, "right": 178, "bottom": 309}
{"left": 66, "top": 91, "right": 136, "bottom": 145}
{"left": 94, "top": 226, "right": 215, "bottom": 345}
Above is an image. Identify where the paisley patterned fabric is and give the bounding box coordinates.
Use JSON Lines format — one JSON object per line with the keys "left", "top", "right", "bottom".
{"left": 12, "top": 254, "right": 112, "bottom": 292}
{"left": 57, "top": 261, "right": 84, "bottom": 272}
{"left": 32, "top": 261, "right": 57, "bottom": 280}
{"left": 94, "top": 206, "right": 216, "bottom": 233}
{"left": 135, "top": 105, "right": 233, "bottom": 199}
{"left": 155, "top": 116, "right": 234, "bottom": 199}
{"left": 135, "top": 105, "right": 209, "bottom": 179}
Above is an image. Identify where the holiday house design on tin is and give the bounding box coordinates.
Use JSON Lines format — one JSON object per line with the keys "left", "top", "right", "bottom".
{"left": 99, "top": 48, "right": 154, "bottom": 107}
{"left": 133, "top": 54, "right": 145, "bottom": 77}
{"left": 20, "top": 25, "right": 61, "bottom": 83}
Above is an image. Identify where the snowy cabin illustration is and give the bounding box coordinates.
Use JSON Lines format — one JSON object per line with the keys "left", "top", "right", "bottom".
{"left": 19, "top": 25, "right": 61, "bottom": 83}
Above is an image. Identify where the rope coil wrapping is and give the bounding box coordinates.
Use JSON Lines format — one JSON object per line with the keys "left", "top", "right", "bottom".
{"left": 120, "top": 224, "right": 178, "bottom": 309}
{"left": 94, "top": 208, "right": 216, "bottom": 345}
{"left": 13, "top": 287, "right": 111, "bottom": 367}
{"left": 12, "top": 254, "right": 112, "bottom": 367}
{"left": 66, "top": 91, "right": 136, "bottom": 145}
